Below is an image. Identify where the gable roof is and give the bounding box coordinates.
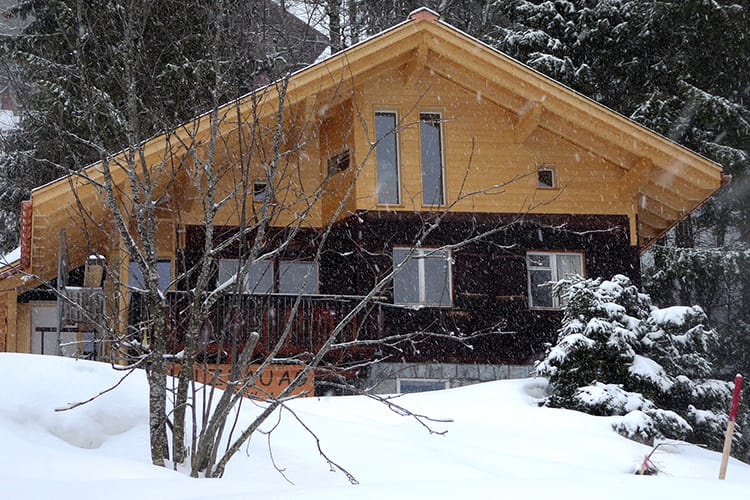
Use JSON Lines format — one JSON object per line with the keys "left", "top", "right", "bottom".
{"left": 17, "top": 7, "right": 724, "bottom": 285}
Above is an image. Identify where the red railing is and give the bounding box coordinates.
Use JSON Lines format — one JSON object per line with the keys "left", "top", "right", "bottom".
{"left": 129, "top": 292, "right": 384, "bottom": 361}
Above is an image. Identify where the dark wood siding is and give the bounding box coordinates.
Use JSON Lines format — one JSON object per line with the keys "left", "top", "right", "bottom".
{"left": 180, "top": 211, "right": 639, "bottom": 364}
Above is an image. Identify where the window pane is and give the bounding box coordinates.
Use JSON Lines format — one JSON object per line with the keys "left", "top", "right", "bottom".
{"left": 246, "top": 260, "right": 274, "bottom": 294}
{"left": 376, "top": 112, "right": 399, "bottom": 205}
{"left": 529, "top": 269, "right": 553, "bottom": 308}
{"left": 527, "top": 253, "right": 550, "bottom": 268}
{"left": 420, "top": 113, "right": 444, "bottom": 205}
{"left": 537, "top": 169, "right": 555, "bottom": 188}
{"left": 217, "top": 258, "right": 240, "bottom": 288}
{"left": 393, "top": 248, "right": 419, "bottom": 304}
{"left": 423, "top": 250, "right": 451, "bottom": 306}
{"left": 218, "top": 258, "right": 273, "bottom": 294}
{"left": 129, "top": 260, "right": 172, "bottom": 292}
{"left": 279, "top": 261, "right": 318, "bottom": 295}
{"left": 556, "top": 254, "right": 583, "bottom": 279}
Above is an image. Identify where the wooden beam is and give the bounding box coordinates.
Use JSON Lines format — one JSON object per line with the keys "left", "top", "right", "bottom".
{"left": 6, "top": 290, "right": 17, "bottom": 353}
{"left": 639, "top": 209, "right": 670, "bottom": 230}
{"left": 427, "top": 52, "right": 527, "bottom": 113}
{"left": 514, "top": 101, "right": 543, "bottom": 143}
{"left": 402, "top": 34, "right": 430, "bottom": 86}
{"left": 543, "top": 113, "right": 637, "bottom": 169}
{"left": 618, "top": 158, "right": 655, "bottom": 200}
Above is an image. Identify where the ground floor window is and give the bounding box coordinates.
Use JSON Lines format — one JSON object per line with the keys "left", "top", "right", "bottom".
{"left": 397, "top": 378, "right": 449, "bottom": 393}
{"left": 218, "top": 258, "right": 318, "bottom": 295}
{"left": 393, "top": 247, "right": 452, "bottom": 306}
{"left": 527, "top": 251, "right": 584, "bottom": 309}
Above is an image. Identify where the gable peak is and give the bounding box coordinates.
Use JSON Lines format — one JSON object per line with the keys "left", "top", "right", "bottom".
{"left": 408, "top": 7, "right": 440, "bottom": 23}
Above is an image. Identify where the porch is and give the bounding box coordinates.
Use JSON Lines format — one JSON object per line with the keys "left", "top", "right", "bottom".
{"left": 128, "top": 292, "right": 385, "bottom": 362}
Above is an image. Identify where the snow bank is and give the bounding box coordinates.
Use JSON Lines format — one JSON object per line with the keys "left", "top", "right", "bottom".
{"left": 1, "top": 353, "right": 749, "bottom": 499}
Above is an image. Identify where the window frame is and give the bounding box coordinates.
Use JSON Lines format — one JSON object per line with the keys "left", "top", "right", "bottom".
{"left": 526, "top": 251, "right": 584, "bottom": 310}
{"left": 537, "top": 166, "right": 556, "bottom": 189}
{"left": 419, "top": 112, "right": 446, "bottom": 207}
{"left": 393, "top": 247, "right": 453, "bottom": 307}
{"left": 375, "top": 110, "right": 401, "bottom": 206}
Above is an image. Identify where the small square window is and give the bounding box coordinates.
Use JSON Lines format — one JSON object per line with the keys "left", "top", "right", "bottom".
{"left": 327, "top": 149, "right": 351, "bottom": 175}
{"left": 537, "top": 168, "right": 555, "bottom": 189}
{"left": 253, "top": 182, "right": 270, "bottom": 203}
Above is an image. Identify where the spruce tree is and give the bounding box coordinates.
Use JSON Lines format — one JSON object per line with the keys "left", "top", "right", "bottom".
{"left": 538, "top": 274, "right": 741, "bottom": 453}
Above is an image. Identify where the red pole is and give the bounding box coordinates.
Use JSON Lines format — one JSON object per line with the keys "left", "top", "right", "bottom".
{"left": 719, "top": 374, "right": 743, "bottom": 480}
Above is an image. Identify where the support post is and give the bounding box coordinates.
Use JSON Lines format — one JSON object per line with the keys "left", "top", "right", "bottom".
{"left": 719, "top": 373, "right": 743, "bottom": 479}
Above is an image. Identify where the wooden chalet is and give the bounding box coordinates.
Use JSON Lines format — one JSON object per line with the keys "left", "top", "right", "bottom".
{"left": 0, "top": 8, "right": 726, "bottom": 394}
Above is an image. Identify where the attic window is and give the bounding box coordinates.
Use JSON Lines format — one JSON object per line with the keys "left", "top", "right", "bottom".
{"left": 327, "top": 149, "right": 351, "bottom": 175}
{"left": 253, "top": 182, "right": 270, "bottom": 203}
{"left": 537, "top": 167, "right": 555, "bottom": 189}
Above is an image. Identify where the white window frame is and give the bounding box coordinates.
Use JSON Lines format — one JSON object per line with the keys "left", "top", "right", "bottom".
{"left": 396, "top": 378, "right": 450, "bottom": 394}
{"left": 527, "top": 251, "right": 584, "bottom": 309}
{"left": 419, "top": 112, "right": 446, "bottom": 207}
{"left": 393, "top": 247, "right": 452, "bottom": 307}
{"left": 375, "top": 110, "right": 401, "bottom": 205}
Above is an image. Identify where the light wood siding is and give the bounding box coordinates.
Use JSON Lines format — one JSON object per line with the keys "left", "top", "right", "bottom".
{"left": 354, "top": 66, "right": 633, "bottom": 219}
{"left": 320, "top": 101, "right": 357, "bottom": 224}
{"left": 16, "top": 303, "right": 30, "bottom": 353}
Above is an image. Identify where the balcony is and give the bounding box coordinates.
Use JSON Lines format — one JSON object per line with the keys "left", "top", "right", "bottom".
{"left": 128, "top": 292, "right": 384, "bottom": 361}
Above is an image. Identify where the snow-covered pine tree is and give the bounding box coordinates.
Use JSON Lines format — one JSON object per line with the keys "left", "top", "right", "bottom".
{"left": 537, "top": 274, "right": 741, "bottom": 453}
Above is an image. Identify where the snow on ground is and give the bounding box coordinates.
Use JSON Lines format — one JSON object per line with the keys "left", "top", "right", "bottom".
{"left": 1, "top": 353, "right": 749, "bottom": 499}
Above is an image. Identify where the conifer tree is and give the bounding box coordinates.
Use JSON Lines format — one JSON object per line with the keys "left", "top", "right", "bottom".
{"left": 538, "top": 274, "right": 742, "bottom": 454}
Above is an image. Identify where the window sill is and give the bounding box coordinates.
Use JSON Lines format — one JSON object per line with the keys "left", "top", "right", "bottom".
{"left": 394, "top": 302, "right": 454, "bottom": 309}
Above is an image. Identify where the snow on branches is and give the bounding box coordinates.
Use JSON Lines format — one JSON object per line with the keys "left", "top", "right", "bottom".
{"left": 537, "top": 274, "right": 738, "bottom": 451}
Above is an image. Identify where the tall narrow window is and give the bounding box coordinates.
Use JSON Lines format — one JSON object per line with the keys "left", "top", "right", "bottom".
{"left": 527, "top": 252, "right": 584, "bottom": 309}
{"left": 393, "top": 247, "right": 452, "bottom": 306}
{"left": 420, "top": 113, "right": 444, "bottom": 206}
{"left": 375, "top": 112, "right": 400, "bottom": 205}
